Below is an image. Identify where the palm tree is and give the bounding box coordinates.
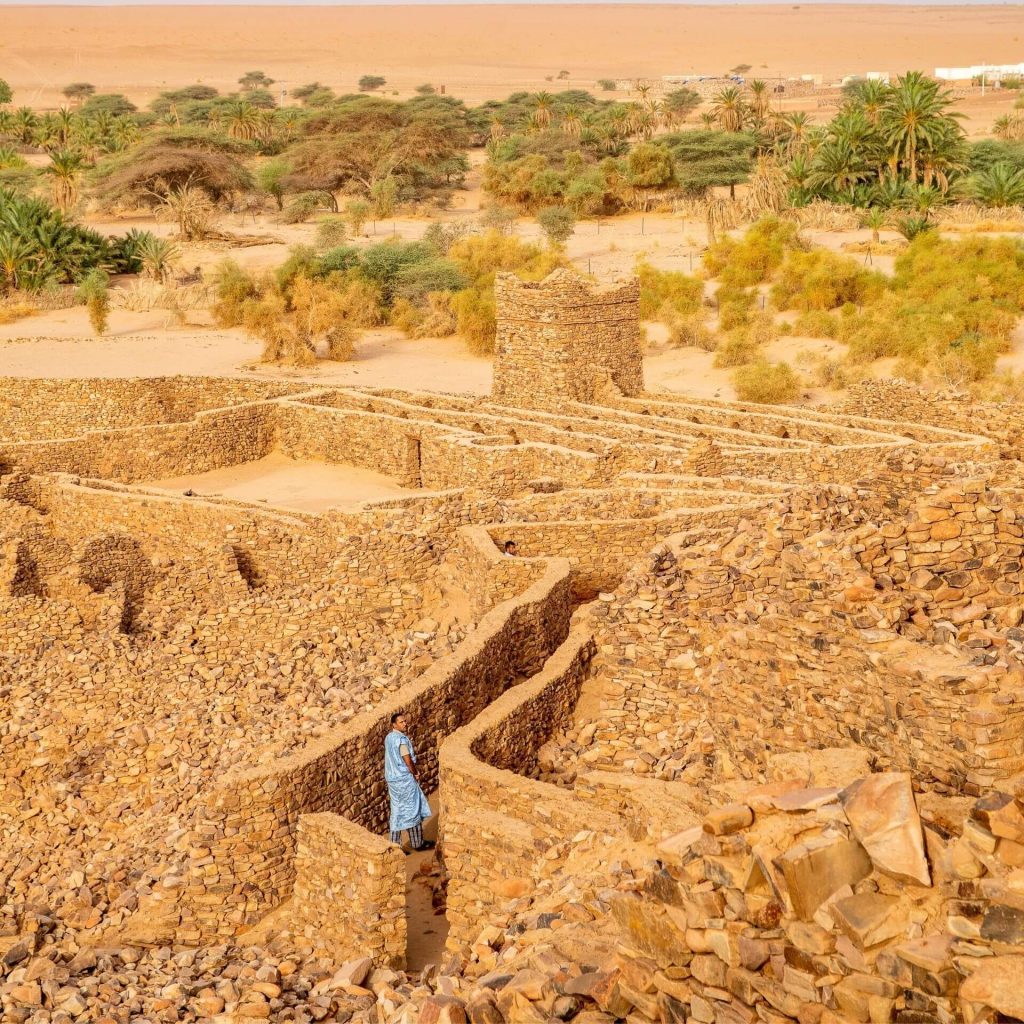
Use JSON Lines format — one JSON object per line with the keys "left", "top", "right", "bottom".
{"left": 778, "top": 111, "right": 813, "bottom": 155}
{"left": 0, "top": 234, "right": 36, "bottom": 293}
{"left": 993, "top": 112, "right": 1024, "bottom": 142}
{"left": 711, "top": 86, "right": 746, "bottom": 132}
{"left": 860, "top": 207, "right": 889, "bottom": 245}
{"left": 880, "top": 71, "right": 964, "bottom": 185}
{"left": 807, "top": 137, "right": 870, "bottom": 199}
{"left": 223, "top": 100, "right": 260, "bottom": 142}
{"left": 532, "top": 92, "right": 555, "bottom": 130}
{"left": 54, "top": 107, "right": 77, "bottom": 147}
{"left": 699, "top": 112, "right": 716, "bottom": 129}
{"left": 12, "top": 108, "right": 38, "bottom": 145}
{"left": 846, "top": 79, "right": 891, "bottom": 126}
{"left": 970, "top": 162, "right": 1024, "bottom": 207}
{"left": 110, "top": 117, "right": 141, "bottom": 151}
{"left": 560, "top": 104, "right": 583, "bottom": 138}
{"left": 137, "top": 233, "right": 181, "bottom": 282}
{"left": 746, "top": 80, "right": 772, "bottom": 122}
{"left": 45, "top": 149, "right": 86, "bottom": 213}
{"left": 489, "top": 116, "right": 506, "bottom": 143}
{"left": 627, "top": 104, "right": 657, "bottom": 140}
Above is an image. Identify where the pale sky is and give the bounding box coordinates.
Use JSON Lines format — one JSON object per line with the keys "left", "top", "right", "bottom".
{"left": 1, "top": 0, "right": 1019, "bottom": 5}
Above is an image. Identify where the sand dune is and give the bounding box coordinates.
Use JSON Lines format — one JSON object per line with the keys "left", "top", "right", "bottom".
{"left": 3, "top": 4, "right": 1022, "bottom": 110}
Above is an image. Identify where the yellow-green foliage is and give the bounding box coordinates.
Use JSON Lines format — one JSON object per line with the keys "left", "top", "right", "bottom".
{"left": 328, "top": 272, "right": 385, "bottom": 327}
{"left": 637, "top": 260, "right": 704, "bottom": 319}
{"left": 713, "top": 331, "right": 759, "bottom": 368}
{"left": 771, "top": 250, "right": 885, "bottom": 311}
{"left": 448, "top": 231, "right": 564, "bottom": 288}
{"left": 450, "top": 288, "right": 497, "bottom": 355}
{"left": 733, "top": 359, "right": 800, "bottom": 404}
{"left": 211, "top": 259, "right": 259, "bottom": 327}
{"left": 793, "top": 309, "right": 840, "bottom": 339}
{"left": 834, "top": 235, "right": 1023, "bottom": 376}
{"left": 664, "top": 309, "right": 716, "bottom": 351}
{"left": 240, "top": 274, "right": 357, "bottom": 365}
{"left": 703, "top": 217, "right": 801, "bottom": 287}
{"left": 76, "top": 270, "right": 109, "bottom": 337}
{"left": 446, "top": 231, "right": 567, "bottom": 353}
{"left": 392, "top": 292, "right": 457, "bottom": 339}
{"left": 715, "top": 284, "right": 757, "bottom": 330}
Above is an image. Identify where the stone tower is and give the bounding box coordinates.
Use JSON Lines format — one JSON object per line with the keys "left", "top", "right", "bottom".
{"left": 491, "top": 270, "right": 643, "bottom": 407}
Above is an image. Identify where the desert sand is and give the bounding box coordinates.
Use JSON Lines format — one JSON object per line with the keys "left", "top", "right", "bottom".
{"left": 3, "top": 4, "right": 1022, "bottom": 124}
{"left": 147, "top": 451, "right": 424, "bottom": 512}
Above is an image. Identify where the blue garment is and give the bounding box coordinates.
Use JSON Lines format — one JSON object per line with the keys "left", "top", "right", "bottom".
{"left": 385, "top": 729, "right": 431, "bottom": 833}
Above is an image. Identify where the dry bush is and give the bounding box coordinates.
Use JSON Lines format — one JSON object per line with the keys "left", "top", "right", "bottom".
{"left": 663, "top": 308, "right": 716, "bottom": 351}
{"left": 113, "top": 281, "right": 211, "bottom": 313}
{"left": 713, "top": 331, "right": 759, "bottom": 368}
{"left": 211, "top": 260, "right": 260, "bottom": 327}
{"left": 793, "top": 309, "right": 840, "bottom": 339}
{"left": 0, "top": 302, "right": 37, "bottom": 325}
{"left": 840, "top": 239, "right": 907, "bottom": 255}
{"left": 158, "top": 184, "right": 218, "bottom": 240}
{"left": 733, "top": 358, "right": 801, "bottom": 403}
{"left": 242, "top": 275, "right": 357, "bottom": 365}
{"left": 936, "top": 203, "right": 1024, "bottom": 227}
{"left": 392, "top": 292, "right": 457, "bottom": 339}
{"left": 786, "top": 202, "right": 861, "bottom": 231}
{"left": 331, "top": 275, "right": 385, "bottom": 327}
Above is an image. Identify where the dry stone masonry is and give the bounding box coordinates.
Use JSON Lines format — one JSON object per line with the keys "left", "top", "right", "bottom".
{"left": 2, "top": 272, "right": 1024, "bottom": 1023}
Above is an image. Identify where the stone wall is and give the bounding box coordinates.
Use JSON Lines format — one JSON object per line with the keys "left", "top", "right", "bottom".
{"left": 492, "top": 270, "right": 643, "bottom": 406}
{"left": 176, "top": 541, "right": 576, "bottom": 941}
{"left": 0, "top": 376, "right": 302, "bottom": 441}
{"left": 291, "top": 813, "right": 406, "bottom": 969}
{"left": 440, "top": 619, "right": 624, "bottom": 947}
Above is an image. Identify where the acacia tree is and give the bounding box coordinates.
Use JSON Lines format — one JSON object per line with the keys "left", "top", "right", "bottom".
{"left": 0, "top": 79, "right": 12, "bottom": 105}
{"left": 239, "top": 70, "right": 274, "bottom": 90}
{"left": 62, "top": 82, "right": 96, "bottom": 106}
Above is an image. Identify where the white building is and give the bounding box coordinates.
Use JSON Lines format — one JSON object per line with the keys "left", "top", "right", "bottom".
{"left": 934, "top": 62, "right": 1024, "bottom": 82}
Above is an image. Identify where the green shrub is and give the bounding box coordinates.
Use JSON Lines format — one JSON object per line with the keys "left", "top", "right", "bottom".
{"left": 394, "top": 258, "right": 467, "bottom": 305}
{"left": 793, "top": 309, "right": 840, "bottom": 338}
{"left": 703, "top": 217, "right": 801, "bottom": 287}
{"left": 536, "top": 204, "right": 576, "bottom": 246}
{"left": 771, "top": 249, "right": 885, "bottom": 311}
{"left": 713, "top": 331, "right": 759, "bottom": 368}
{"left": 76, "top": 270, "right": 110, "bottom": 336}
{"left": 733, "top": 359, "right": 800, "bottom": 403}
{"left": 637, "top": 260, "right": 703, "bottom": 319}
{"left": 318, "top": 246, "right": 361, "bottom": 275}
{"left": 315, "top": 217, "right": 348, "bottom": 250}
{"left": 664, "top": 310, "right": 716, "bottom": 351}
{"left": 359, "top": 240, "right": 433, "bottom": 303}
{"left": 211, "top": 259, "right": 259, "bottom": 327}
{"left": 715, "top": 284, "right": 757, "bottom": 330}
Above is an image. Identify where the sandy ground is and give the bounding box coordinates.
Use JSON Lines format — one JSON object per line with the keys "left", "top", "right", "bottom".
{"left": 2, "top": 204, "right": 1021, "bottom": 404}
{"left": 3, "top": 4, "right": 1022, "bottom": 132}
{"left": 146, "top": 452, "right": 422, "bottom": 512}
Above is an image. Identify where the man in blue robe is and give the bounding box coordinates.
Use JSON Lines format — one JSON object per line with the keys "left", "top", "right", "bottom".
{"left": 385, "top": 712, "right": 434, "bottom": 853}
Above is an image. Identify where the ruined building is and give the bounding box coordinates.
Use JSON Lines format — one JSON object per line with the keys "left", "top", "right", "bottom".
{"left": 2, "top": 272, "right": 1024, "bottom": 1022}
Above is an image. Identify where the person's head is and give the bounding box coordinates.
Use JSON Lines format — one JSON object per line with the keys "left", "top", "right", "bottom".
{"left": 504, "top": 540, "right": 518, "bottom": 556}
{"left": 391, "top": 712, "right": 407, "bottom": 732}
